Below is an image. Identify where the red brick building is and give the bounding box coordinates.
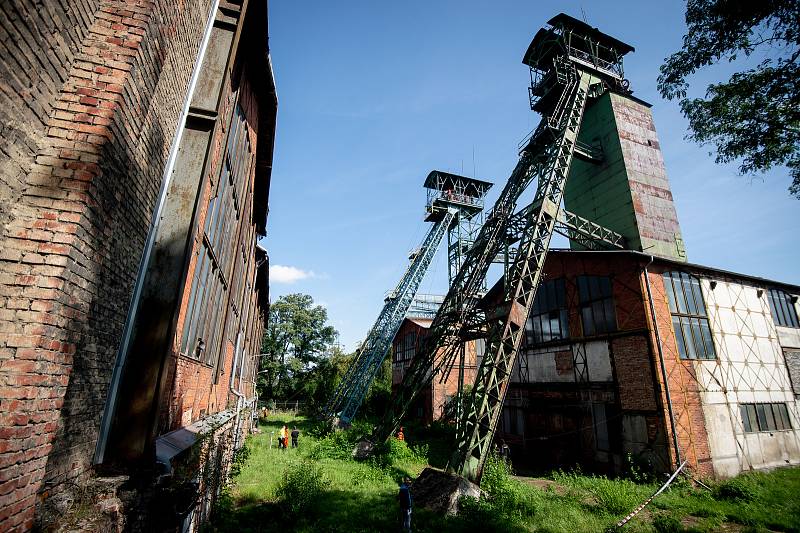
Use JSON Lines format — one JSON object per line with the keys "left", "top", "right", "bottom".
{"left": 392, "top": 317, "right": 481, "bottom": 425}
{"left": 498, "top": 250, "right": 800, "bottom": 479}
{"left": 0, "top": 1, "right": 274, "bottom": 530}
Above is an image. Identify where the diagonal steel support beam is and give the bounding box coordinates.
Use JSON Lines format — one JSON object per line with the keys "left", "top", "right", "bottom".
{"left": 506, "top": 204, "right": 626, "bottom": 251}
{"left": 324, "top": 209, "right": 457, "bottom": 424}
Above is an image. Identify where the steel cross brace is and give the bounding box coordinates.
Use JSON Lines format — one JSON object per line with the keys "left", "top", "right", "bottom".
{"left": 506, "top": 204, "right": 626, "bottom": 251}
{"left": 368, "top": 70, "right": 585, "bottom": 445}
{"left": 369, "top": 152, "right": 545, "bottom": 443}
{"left": 325, "top": 209, "right": 457, "bottom": 424}
{"left": 451, "top": 70, "right": 594, "bottom": 481}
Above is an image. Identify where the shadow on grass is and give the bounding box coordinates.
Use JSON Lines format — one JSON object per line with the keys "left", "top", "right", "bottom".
{"left": 213, "top": 486, "right": 398, "bottom": 533}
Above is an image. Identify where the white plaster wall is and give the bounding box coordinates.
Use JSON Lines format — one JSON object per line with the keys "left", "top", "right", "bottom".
{"left": 697, "top": 278, "right": 800, "bottom": 477}
{"left": 514, "top": 341, "right": 612, "bottom": 383}
{"left": 586, "top": 341, "right": 613, "bottom": 382}
{"left": 777, "top": 326, "right": 800, "bottom": 349}
{"left": 514, "top": 345, "right": 574, "bottom": 383}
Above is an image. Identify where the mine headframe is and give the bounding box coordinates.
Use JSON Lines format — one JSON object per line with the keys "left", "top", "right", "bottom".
{"left": 523, "top": 13, "right": 633, "bottom": 115}
{"left": 324, "top": 172, "right": 491, "bottom": 426}
{"left": 362, "top": 13, "right": 637, "bottom": 485}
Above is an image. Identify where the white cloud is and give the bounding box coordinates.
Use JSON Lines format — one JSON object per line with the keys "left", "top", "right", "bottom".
{"left": 269, "top": 264, "right": 316, "bottom": 284}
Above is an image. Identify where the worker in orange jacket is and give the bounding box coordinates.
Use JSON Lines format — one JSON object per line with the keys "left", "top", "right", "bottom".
{"left": 280, "top": 424, "right": 289, "bottom": 450}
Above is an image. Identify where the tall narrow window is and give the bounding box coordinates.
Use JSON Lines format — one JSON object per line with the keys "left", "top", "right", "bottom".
{"left": 768, "top": 289, "right": 799, "bottom": 328}
{"left": 180, "top": 103, "right": 254, "bottom": 365}
{"left": 393, "top": 331, "right": 417, "bottom": 367}
{"left": 577, "top": 275, "right": 617, "bottom": 336}
{"left": 526, "top": 278, "right": 569, "bottom": 345}
{"left": 663, "top": 271, "right": 716, "bottom": 360}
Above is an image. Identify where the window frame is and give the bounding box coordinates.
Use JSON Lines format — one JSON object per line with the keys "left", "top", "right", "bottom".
{"left": 179, "top": 100, "right": 255, "bottom": 365}
{"left": 740, "top": 402, "right": 792, "bottom": 433}
{"left": 393, "top": 330, "right": 418, "bottom": 366}
{"left": 526, "top": 278, "right": 569, "bottom": 345}
{"left": 768, "top": 288, "right": 799, "bottom": 329}
{"left": 577, "top": 275, "right": 617, "bottom": 336}
{"left": 663, "top": 271, "right": 716, "bottom": 360}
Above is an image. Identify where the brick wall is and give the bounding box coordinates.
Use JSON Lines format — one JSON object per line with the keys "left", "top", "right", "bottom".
{"left": 0, "top": 1, "right": 214, "bottom": 529}
{"left": 644, "top": 269, "right": 714, "bottom": 477}
{"left": 612, "top": 334, "right": 657, "bottom": 411}
{"left": 0, "top": 1, "right": 100, "bottom": 230}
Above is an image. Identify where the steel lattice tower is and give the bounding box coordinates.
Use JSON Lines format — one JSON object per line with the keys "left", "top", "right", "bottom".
{"left": 324, "top": 172, "right": 491, "bottom": 425}
{"left": 364, "top": 13, "right": 637, "bottom": 483}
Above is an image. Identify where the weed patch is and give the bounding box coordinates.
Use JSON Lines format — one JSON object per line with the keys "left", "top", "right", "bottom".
{"left": 712, "top": 477, "right": 756, "bottom": 502}
{"left": 275, "top": 461, "right": 330, "bottom": 516}
{"left": 210, "top": 415, "right": 800, "bottom": 533}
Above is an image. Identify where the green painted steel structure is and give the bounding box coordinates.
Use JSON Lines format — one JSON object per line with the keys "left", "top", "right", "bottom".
{"left": 325, "top": 173, "right": 491, "bottom": 425}
{"left": 366, "top": 13, "right": 637, "bottom": 483}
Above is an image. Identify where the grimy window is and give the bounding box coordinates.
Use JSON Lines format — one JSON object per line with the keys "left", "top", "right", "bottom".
{"left": 740, "top": 402, "right": 792, "bottom": 433}
{"left": 393, "top": 331, "right": 417, "bottom": 366}
{"left": 663, "top": 271, "right": 716, "bottom": 360}
{"left": 526, "top": 278, "right": 569, "bottom": 345}
{"left": 577, "top": 275, "right": 617, "bottom": 336}
{"left": 180, "top": 103, "right": 254, "bottom": 365}
{"left": 768, "top": 288, "right": 799, "bottom": 328}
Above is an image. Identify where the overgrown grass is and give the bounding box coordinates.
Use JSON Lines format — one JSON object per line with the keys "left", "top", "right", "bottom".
{"left": 209, "top": 414, "right": 800, "bottom": 533}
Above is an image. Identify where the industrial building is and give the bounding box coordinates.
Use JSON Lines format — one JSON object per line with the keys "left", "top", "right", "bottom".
{"left": 499, "top": 250, "right": 800, "bottom": 479}
{"left": 390, "top": 18, "right": 800, "bottom": 479}
{"left": 0, "top": 1, "right": 274, "bottom": 530}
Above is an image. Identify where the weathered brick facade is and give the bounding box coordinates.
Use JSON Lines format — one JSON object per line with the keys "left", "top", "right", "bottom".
{"left": 0, "top": 1, "right": 274, "bottom": 530}
{"left": 491, "top": 251, "right": 799, "bottom": 479}
{"left": 392, "top": 317, "right": 479, "bottom": 425}
{"left": 643, "top": 268, "right": 714, "bottom": 477}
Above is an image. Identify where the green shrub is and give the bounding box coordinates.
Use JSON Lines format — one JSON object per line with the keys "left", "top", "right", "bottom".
{"left": 372, "top": 437, "right": 428, "bottom": 467}
{"left": 308, "top": 430, "right": 356, "bottom": 461}
{"left": 624, "top": 452, "right": 657, "bottom": 483}
{"left": 228, "top": 443, "right": 250, "bottom": 479}
{"left": 350, "top": 463, "right": 388, "bottom": 486}
{"left": 481, "top": 451, "right": 514, "bottom": 496}
{"left": 457, "top": 495, "right": 497, "bottom": 525}
{"left": 306, "top": 420, "right": 335, "bottom": 439}
{"left": 712, "top": 477, "right": 756, "bottom": 502}
{"left": 653, "top": 514, "right": 685, "bottom": 533}
{"left": 275, "top": 461, "right": 330, "bottom": 516}
{"left": 589, "top": 477, "right": 640, "bottom": 515}
{"left": 479, "top": 452, "right": 536, "bottom": 518}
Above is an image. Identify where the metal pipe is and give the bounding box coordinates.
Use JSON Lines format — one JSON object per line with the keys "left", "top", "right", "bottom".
{"left": 93, "top": 0, "right": 222, "bottom": 465}
{"left": 642, "top": 256, "right": 682, "bottom": 467}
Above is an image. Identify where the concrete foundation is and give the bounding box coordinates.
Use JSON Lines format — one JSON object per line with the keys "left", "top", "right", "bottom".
{"left": 411, "top": 467, "right": 481, "bottom": 515}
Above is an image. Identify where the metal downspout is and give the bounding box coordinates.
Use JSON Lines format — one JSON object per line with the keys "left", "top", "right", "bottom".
{"left": 643, "top": 256, "right": 682, "bottom": 467}
{"left": 230, "top": 333, "right": 246, "bottom": 450}
{"left": 94, "top": 0, "right": 222, "bottom": 464}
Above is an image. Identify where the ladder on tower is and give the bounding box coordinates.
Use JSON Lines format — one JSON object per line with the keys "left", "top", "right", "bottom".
{"left": 360, "top": 13, "right": 636, "bottom": 484}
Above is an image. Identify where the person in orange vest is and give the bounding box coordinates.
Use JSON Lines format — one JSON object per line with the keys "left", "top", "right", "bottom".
{"left": 396, "top": 426, "right": 405, "bottom": 442}
{"left": 280, "top": 424, "right": 289, "bottom": 450}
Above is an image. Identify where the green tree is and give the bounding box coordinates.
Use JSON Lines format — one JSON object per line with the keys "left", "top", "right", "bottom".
{"left": 297, "top": 346, "right": 354, "bottom": 412}
{"left": 259, "top": 293, "right": 337, "bottom": 401}
{"left": 658, "top": 0, "right": 800, "bottom": 197}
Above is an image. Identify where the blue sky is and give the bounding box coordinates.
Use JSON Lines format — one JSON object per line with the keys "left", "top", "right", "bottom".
{"left": 262, "top": 1, "right": 799, "bottom": 351}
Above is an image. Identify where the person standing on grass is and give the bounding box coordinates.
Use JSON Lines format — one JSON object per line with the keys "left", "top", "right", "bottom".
{"left": 500, "top": 440, "right": 511, "bottom": 463}
{"left": 398, "top": 477, "right": 413, "bottom": 532}
{"left": 291, "top": 426, "right": 300, "bottom": 448}
{"left": 280, "top": 424, "right": 289, "bottom": 450}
